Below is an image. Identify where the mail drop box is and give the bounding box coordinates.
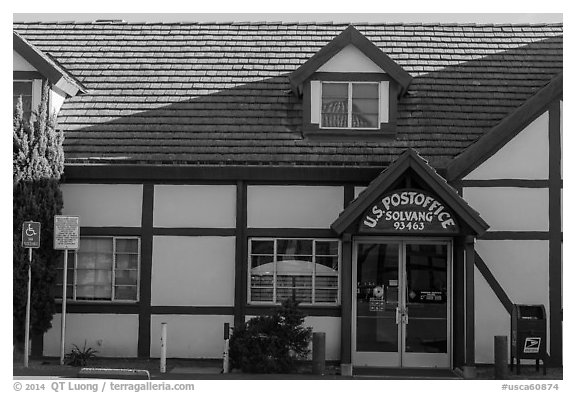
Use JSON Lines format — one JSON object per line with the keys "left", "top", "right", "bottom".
{"left": 511, "top": 304, "right": 547, "bottom": 369}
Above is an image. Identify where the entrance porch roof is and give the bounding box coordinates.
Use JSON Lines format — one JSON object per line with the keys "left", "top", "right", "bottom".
{"left": 331, "top": 148, "right": 489, "bottom": 236}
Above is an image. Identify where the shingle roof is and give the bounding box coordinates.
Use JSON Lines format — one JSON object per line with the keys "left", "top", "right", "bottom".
{"left": 13, "top": 22, "right": 563, "bottom": 168}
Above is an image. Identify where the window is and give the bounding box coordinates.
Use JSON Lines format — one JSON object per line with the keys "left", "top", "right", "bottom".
{"left": 56, "top": 237, "right": 140, "bottom": 302}
{"left": 13, "top": 80, "right": 33, "bottom": 120}
{"left": 321, "top": 82, "right": 379, "bottom": 129}
{"left": 249, "top": 238, "right": 340, "bottom": 305}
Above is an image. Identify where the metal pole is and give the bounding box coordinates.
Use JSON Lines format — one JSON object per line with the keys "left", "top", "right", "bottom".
{"left": 24, "top": 248, "right": 32, "bottom": 368}
{"left": 160, "top": 323, "right": 167, "bottom": 373}
{"left": 60, "top": 250, "right": 68, "bottom": 365}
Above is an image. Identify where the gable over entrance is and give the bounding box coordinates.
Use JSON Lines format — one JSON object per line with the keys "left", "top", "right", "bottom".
{"left": 331, "top": 149, "right": 489, "bottom": 236}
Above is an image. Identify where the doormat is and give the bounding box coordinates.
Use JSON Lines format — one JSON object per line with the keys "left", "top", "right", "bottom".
{"left": 353, "top": 367, "right": 462, "bottom": 379}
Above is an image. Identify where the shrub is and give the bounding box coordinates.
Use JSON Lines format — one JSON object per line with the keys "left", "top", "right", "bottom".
{"left": 13, "top": 82, "right": 64, "bottom": 351}
{"left": 64, "top": 341, "right": 98, "bottom": 367}
{"left": 229, "top": 299, "right": 312, "bottom": 373}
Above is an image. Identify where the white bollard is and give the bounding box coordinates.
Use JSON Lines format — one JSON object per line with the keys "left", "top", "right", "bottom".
{"left": 160, "top": 323, "right": 167, "bottom": 373}
{"left": 222, "top": 323, "right": 230, "bottom": 373}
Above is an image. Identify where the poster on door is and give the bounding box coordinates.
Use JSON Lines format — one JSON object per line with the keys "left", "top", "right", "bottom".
{"left": 359, "top": 188, "right": 459, "bottom": 234}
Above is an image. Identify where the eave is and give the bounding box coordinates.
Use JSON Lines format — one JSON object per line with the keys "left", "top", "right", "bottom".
{"left": 13, "top": 31, "right": 88, "bottom": 97}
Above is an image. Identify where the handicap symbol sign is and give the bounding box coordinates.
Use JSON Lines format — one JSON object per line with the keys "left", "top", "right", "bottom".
{"left": 22, "top": 221, "right": 41, "bottom": 248}
{"left": 25, "top": 224, "right": 37, "bottom": 237}
{"left": 523, "top": 337, "right": 541, "bottom": 353}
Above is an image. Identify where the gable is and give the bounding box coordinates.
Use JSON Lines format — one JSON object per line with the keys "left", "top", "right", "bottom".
{"left": 331, "top": 149, "right": 489, "bottom": 236}
{"left": 465, "top": 111, "right": 549, "bottom": 180}
{"left": 290, "top": 25, "right": 412, "bottom": 95}
{"left": 317, "top": 44, "right": 385, "bottom": 73}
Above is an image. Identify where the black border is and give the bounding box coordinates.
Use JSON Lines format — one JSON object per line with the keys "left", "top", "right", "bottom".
{"left": 137, "top": 184, "right": 154, "bottom": 357}
{"left": 548, "top": 100, "right": 562, "bottom": 366}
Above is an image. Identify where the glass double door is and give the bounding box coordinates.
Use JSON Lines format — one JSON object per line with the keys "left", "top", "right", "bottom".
{"left": 353, "top": 239, "right": 451, "bottom": 368}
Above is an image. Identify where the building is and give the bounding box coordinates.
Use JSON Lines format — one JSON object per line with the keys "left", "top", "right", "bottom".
{"left": 13, "top": 21, "right": 563, "bottom": 375}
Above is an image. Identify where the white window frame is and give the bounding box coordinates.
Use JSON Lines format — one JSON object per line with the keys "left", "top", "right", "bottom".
{"left": 247, "top": 238, "right": 341, "bottom": 306}
{"left": 57, "top": 236, "right": 141, "bottom": 303}
{"left": 13, "top": 79, "right": 41, "bottom": 119}
{"left": 319, "top": 81, "right": 380, "bottom": 130}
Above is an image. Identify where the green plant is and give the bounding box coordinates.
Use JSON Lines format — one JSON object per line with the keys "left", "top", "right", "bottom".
{"left": 13, "top": 81, "right": 64, "bottom": 352}
{"left": 64, "top": 341, "right": 98, "bottom": 367}
{"left": 229, "top": 299, "right": 312, "bottom": 373}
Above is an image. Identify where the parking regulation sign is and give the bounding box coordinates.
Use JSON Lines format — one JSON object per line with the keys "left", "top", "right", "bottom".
{"left": 22, "top": 221, "right": 41, "bottom": 248}
{"left": 54, "top": 216, "right": 80, "bottom": 250}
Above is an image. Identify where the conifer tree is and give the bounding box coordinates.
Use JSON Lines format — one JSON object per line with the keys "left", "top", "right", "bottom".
{"left": 13, "top": 81, "right": 64, "bottom": 352}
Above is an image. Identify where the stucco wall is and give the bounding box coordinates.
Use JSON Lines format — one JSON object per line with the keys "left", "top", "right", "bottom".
{"left": 154, "top": 185, "right": 236, "bottom": 228}
{"left": 317, "top": 44, "right": 384, "bottom": 73}
{"left": 475, "top": 240, "right": 550, "bottom": 363}
{"left": 150, "top": 315, "right": 234, "bottom": 358}
{"left": 247, "top": 186, "right": 343, "bottom": 228}
{"left": 462, "top": 108, "right": 554, "bottom": 364}
{"left": 463, "top": 187, "right": 548, "bottom": 231}
{"left": 61, "top": 184, "right": 143, "bottom": 227}
{"left": 465, "top": 111, "right": 549, "bottom": 180}
{"left": 44, "top": 314, "right": 139, "bottom": 357}
{"left": 304, "top": 316, "right": 341, "bottom": 361}
{"left": 474, "top": 267, "right": 511, "bottom": 364}
{"left": 151, "top": 236, "right": 236, "bottom": 306}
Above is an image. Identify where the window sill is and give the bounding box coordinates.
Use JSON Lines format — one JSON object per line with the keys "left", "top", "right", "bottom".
{"left": 303, "top": 124, "right": 396, "bottom": 140}
{"left": 55, "top": 299, "right": 139, "bottom": 304}
{"left": 247, "top": 302, "right": 340, "bottom": 307}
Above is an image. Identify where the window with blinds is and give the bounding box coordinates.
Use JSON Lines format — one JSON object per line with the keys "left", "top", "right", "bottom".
{"left": 55, "top": 237, "right": 140, "bottom": 302}
{"left": 249, "top": 238, "right": 340, "bottom": 305}
{"left": 321, "top": 82, "right": 379, "bottom": 129}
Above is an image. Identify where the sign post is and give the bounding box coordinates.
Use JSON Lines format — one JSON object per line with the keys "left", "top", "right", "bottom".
{"left": 21, "top": 221, "right": 41, "bottom": 368}
{"left": 54, "top": 216, "right": 80, "bottom": 365}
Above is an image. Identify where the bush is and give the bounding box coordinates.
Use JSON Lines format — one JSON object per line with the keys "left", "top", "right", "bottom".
{"left": 64, "top": 341, "right": 98, "bottom": 367}
{"left": 13, "top": 82, "right": 64, "bottom": 350}
{"left": 229, "top": 299, "right": 312, "bottom": 373}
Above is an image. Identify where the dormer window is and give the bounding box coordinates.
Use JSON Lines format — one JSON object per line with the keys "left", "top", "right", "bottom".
{"left": 305, "top": 74, "right": 394, "bottom": 137}
{"left": 289, "top": 26, "right": 412, "bottom": 139}
{"left": 321, "top": 82, "right": 379, "bottom": 129}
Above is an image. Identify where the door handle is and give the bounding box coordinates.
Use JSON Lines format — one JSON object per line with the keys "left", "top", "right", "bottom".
{"left": 396, "top": 308, "right": 409, "bottom": 325}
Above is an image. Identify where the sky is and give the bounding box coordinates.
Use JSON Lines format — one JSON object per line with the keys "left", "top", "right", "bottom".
{"left": 13, "top": 12, "right": 563, "bottom": 24}
{"left": 10, "top": 0, "right": 565, "bottom": 24}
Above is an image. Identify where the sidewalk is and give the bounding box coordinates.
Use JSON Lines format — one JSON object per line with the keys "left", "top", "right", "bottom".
{"left": 13, "top": 357, "right": 562, "bottom": 380}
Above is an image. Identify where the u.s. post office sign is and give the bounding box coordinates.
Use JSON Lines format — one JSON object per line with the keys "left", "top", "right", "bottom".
{"left": 359, "top": 189, "right": 458, "bottom": 234}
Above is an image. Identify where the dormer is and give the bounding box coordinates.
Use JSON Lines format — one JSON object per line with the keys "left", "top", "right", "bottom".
{"left": 290, "top": 25, "right": 412, "bottom": 139}
{"left": 13, "top": 31, "right": 86, "bottom": 120}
